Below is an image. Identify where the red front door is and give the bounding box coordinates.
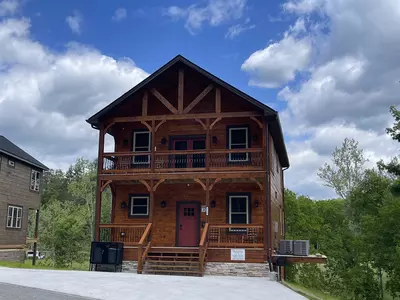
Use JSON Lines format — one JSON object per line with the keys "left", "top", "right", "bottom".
{"left": 177, "top": 202, "right": 199, "bottom": 247}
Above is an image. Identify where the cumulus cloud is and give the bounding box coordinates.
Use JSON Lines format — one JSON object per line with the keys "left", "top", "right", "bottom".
{"left": 112, "top": 8, "right": 127, "bottom": 21}
{"left": 0, "top": 17, "right": 148, "bottom": 170}
{"left": 66, "top": 10, "right": 83, "bottom": 34}
{"left": 0, "top": 0, "right": 18, "bottom": 16}
{"left": 163, "top": 0, "right": 247, "bottom": 34}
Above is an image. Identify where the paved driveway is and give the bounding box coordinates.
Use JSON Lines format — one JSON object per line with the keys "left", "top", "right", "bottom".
{"left": 0, "top": 267, "right": 304, "bottom": 300}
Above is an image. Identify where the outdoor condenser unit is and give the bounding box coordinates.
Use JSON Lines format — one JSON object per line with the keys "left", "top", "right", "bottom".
{"left": 279, "top": 240, "right": 293, "bottom": 255}
{"left": 293, "top": 240, "right": 309, "bottom": 256}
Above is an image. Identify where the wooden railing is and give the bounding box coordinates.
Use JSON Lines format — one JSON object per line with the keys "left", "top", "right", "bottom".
{"left": 102, "top": 148, "right": 263, "bottom": 173}
{"left": 199, "top": 223, "right": 209, "bottom": 276}
{"left": 137, "top": 223, "right": 152, "bottom": 274}
{"left": 99, "top": 224, "right": 147, "bottom": 245}
{"left": 208, "top": 225, "right": 264, "bottom": 248}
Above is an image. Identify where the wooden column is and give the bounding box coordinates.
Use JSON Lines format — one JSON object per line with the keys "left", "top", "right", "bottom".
{"left": 206, "top": 118, "right": 210, "bottom": 170}
{"left": 263, "top": 119, "right": 271, "bottom": 258}
{"left": 151, "top": 119, "right": 155, "bottom": 172}
{"left": 95, "top": 126, "right": 105, "bottom": 241}
{"left": 205, "top": 179, "right": 210, "bottom": 223}
{"left": 32, "top": 209, "right": 39, "bottom": 266}
{"left": 178, "top": 69, "right": 184, "bottom": 114}
{"left": 149, "top": 180, "right": 155, "bottom": 221}
{"left": 142, "top": 91, "right": 148, "bottom": 116}
{"left": 215, "top": 88, "right": 221, "bottom": 113}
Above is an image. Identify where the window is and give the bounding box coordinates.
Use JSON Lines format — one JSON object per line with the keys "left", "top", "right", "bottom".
{"left": 228, "top": 194, "right": 250, "bottom": 232}
{"left": 7, "top": 205, "right": 22, "bottom": 229}
{"left": 8, "top": 159, "right": 15, "bottom": 168}
{"left": 129, "top": 196, "right": 149, "bottom": 217}
{"left": 30, "top": 170, "right": 40, "bottom": 192}
{"left": 133, "top": 131, "right": 151, "bottom": 164}
{"left": 228, "top": 127, "right": 249, "bottom": 162}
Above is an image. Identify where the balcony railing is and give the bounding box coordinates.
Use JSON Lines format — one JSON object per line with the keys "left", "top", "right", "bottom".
{"left": 99, "top": 224, "right": 147, "bottom": 246}
{"left": 208, "top": 225, "right": 264, "bottom": 248}
{"left": 102, "top": 148, "right": 263, "bottom": 173}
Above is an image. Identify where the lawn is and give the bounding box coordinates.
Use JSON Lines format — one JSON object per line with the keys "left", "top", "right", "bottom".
{"left": 283, "top": 281, "right": 340, "bottom": 300}
{"left": 0, "top": 259, "right": 89, "bottom": 271}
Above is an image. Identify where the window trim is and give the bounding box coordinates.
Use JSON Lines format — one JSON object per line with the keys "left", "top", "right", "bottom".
{"left": 6, "top": 205, "right": 23, "bottom": 229}
{"left": 226, "top": 192, "right": 252, "bottom": 226}
{"left": 30, "top": 169, "right": 40, "bottom": 192}
{"left": 227, "top": 125, "right": 250, "bottom": 162}
{"left": 128, "top": 194, "right": 150, "bottom": 218}
{"left": 132, "top": 131, "right": 151, "bottom": 165}
{"left": 7, "top": 158, "right": 15, "bottom": 168}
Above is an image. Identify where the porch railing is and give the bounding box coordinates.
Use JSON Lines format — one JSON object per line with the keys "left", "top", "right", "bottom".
{"left": 199, "top": 223, "right": 209, "bottom": 276}
{"left": 208, "top": 225, "right": 264, "bottom": 248}
{"left": 103, "top": 148, "right": 263, "bottom": 173}
{"left": 99, "top": 224, "right": 147, "bottom": 246}
{"left": 137, "top": 223, "right": 152, "bottom": 274}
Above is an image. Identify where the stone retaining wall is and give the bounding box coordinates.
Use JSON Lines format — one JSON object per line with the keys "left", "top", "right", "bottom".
{"left": 122, "top": 261, "right": 138, "bottom": 272}
{"left": 204, "top": 262, "right": 270, "bottom": 277}
{"left": 0, "top": 249, "right": 25, "bottom": 262}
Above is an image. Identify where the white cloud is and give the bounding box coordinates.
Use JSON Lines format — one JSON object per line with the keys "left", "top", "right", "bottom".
{"left": 0, "top": 17, "right": 148, "bottom": 170}
{"left": 66, "top": 10, "right": 83, "bottom": 35}
{"left": 0, "top": 0, "right": 18, "bottom": 16}
{"left": 282, "top": 0, "right": 325, "bottom": 14}
{"left": 225, "top": 18, "right": 255, "bottom": 39}
{"left": 112, "top": 8, "right": 127, "bottom": 21}
{"left": 163, "top": 0, "right": 247, "bottom": 34}
{"left": 241, "top": 32, "right": 312, "bottom": 88}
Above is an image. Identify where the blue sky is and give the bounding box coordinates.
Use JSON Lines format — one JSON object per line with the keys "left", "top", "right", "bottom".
{"left": 1, "top": 0, "right": 399, "bottom": 199}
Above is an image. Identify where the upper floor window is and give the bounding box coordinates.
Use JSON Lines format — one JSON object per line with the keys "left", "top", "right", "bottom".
{"left": 133, "top": 131, "right": 151, "bottom": 164}
{"left": 8, "top": 159, "right": 15, "bottom": 168}
{"left": 30, "top": 170, "right": 40, "bottom": 192}
{"left": 7, "top": 205, "right": 22, "bottom": 229}
{"left": 228, "top": 127, "right": 249, "bottom": 162}
{"left": 129, "top": 195, "right": 149, "bottom": 217}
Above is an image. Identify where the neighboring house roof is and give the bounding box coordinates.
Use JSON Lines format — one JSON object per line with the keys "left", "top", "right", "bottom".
{"left": 86, "top": 55, "right": 289, "bottom": 168}
{"left": 0, "top": 136, "right": 49, "bottom": 171}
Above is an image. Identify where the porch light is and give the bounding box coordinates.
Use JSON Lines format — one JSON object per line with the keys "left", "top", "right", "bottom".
{"left": 211, "top": 200, "right": 216, "bottom": 208}
{"left": 212, "top": 136, "right": 218, "bottom": 144}
{"left": 121, "top": 201, "right": 127, "bottom": 209}
{"left": 254, "top": 200, "right": 259, "bottom": 208}
{"left": 120, "top": 232, "right": 126, "bottom": 237}
{"left": 161, "top": 137, "right": 167, "bottom": 145}
{"left": 161, "top": 201, "right": 167, "bottom": 208}
{"left": 252, "top": 135, "right": 258, "bottom": 142}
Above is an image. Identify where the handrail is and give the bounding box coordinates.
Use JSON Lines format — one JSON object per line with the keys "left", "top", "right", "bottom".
{"left": 99, "top": 223, "right": 147, "bottom": 228}
{"left": 199, "top": 223, "right": 209, "bottom": 276}
{"left": 137, "top": 223, "right": 152, "bottom": 274}
{"left": 210, "top": 224, "right": 263, "bottom": 229}
{"left": 103, "top": 148, "right": 264, "bottom": 157}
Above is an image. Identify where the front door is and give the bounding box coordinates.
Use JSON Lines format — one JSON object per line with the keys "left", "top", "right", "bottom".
{"left": 173, "top": 138, "right": 206, "bottom": 168}
{"left": 177, "top": 202, "right": 200, "bottom": 247}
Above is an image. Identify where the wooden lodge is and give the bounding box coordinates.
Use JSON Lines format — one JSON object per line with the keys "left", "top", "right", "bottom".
{"left": 86, "top": 55, "right": 291, "bottom": 276}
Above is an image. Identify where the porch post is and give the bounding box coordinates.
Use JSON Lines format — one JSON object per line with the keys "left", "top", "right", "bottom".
{"left": 149, "top": 180, "right": 154, "bottom": 221}
{"left": 151, "top": 119, "right": 155, "bottom": 172}
{"left": 206, "top": 118, "right": 210, "bottom": 170}
{"left": 95, "top": 126, "right": 105, "bottom": 241}
{"left": 205, "top": 178, "right": 210, "bottom": 223}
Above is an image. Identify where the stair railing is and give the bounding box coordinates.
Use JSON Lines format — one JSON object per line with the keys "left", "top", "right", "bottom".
{"left": 137, "top": 223, "right": 152, "bottom": 274}
{"left": 199, "top": 223, "right": 209, "bottom": 276}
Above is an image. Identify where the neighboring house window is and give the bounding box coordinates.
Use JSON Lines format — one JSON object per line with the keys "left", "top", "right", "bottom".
{"left": 228, "top": 127, "right": 249, "bottom": 162}
{"left": 7, "top": 205, "right": 22, "bottom": 229}
{"left": 129, "top": 195, "right": 149, "bottom": 217}
{"left": 8, "top": 159, "right": 15, "bottom": 168}
{"left": 132, "top": 131, "right": 151, "bottom": 164}
{"left": 30, "top": 170, "right": 40, "bottom": 192}
{"left": 228, "top": 194, "right": 250, "bottom": 231}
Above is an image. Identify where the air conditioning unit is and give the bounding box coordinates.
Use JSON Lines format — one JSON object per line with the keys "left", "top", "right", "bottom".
{"left": 279, "top": 240, "right": 293, "bottom": 255}
{"left": 293, "top": 240, "right": 309, "bottom": 256}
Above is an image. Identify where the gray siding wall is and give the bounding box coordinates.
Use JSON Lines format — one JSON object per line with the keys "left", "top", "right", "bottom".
{"left": 0, "top": 154, "right": 42, "bottom": 246}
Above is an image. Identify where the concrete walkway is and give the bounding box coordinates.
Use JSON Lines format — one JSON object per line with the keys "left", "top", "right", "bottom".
{"left": 0, "top": 267, "right": 305, "bottom": 300}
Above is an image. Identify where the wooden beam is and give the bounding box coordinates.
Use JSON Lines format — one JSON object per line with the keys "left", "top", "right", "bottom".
{"left": 194, "top": 178, "right": 207, "bottom": 190}
{"left": 100, "top": 180, "right": 113, "bottom": 192}
{"left": 153, "top": 179, "right": 165, "bottom": 191}
{"left": 151, "top": 88, "right": 178, "bottom": 114}
{"left": 210, "top": 117, "right": 222, "bottom": 130}
{"left": 141, "top": 121, "right": 152, "bottom": 131}
{"left": 209, "top": 178, "right": 221, "bottom": 190}
{"left": 151, "top": 119, "right": 155, "bottom": 171}
{"left": 155, "top": 120, "right": 166, "bottom": 132}
{"left": 250, "top": 116, "right": 263, "bottom": 129}
{"left": 104, "top": 122, "right": 115, "bottom": 133}
{"left": 149, "top": 181, "right": 155, "bottom": 221}
{"left": 183, "top": 84, "right": 213, "bottom": 114}
{"left": 205, "top": 178, "right": 210, "bottom": 223}
{"left": 178, "top": 69, "right": 184, "bottom": 114}
{"left": 250, "top": 177, "right": 263, "bottom": 190}
{"left": 206, "top": 118, "right": 210, "bottom": 170}
{"left": 95, "top": 126, "right": 105, "bottom": 241}
{"left": 195, "top": 118, "right": 207, "bottom": 130}
{"left": 142, "top": 91, "right": 148, "bottom": 116}
{"left": 215, "top": 88, "right": 221, "bottom": 113}
{"left": 110, "top": 111, "right": 262, "bottom": 123}
{"left": 139, "top": 180, "right": 151, "bottom": 192}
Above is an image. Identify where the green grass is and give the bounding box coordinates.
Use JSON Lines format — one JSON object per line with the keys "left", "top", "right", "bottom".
{"left": 0, "top": 259, "right": 89, "bottom": 271}
{"left": 283, "top": 281, "right": 340, "bottom": 300}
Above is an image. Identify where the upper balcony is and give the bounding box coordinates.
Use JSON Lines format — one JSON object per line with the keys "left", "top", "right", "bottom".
{"left": 102, "top": 148, "right": 264, "bottom": 174}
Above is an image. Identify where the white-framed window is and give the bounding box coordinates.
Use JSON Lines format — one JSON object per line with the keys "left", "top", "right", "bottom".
{"left": 132, "top": 131, "right": 151, "bottom": 164}
{"left": 30, "top": 170, "right": 40, "bottom": 192}
{"left": 228, "top": 127, "right": 249, "bottom": 162}
{"left": 8, "top": 159, "right": 15, "bottom": 168}
{"left": 228, "top": 195, "right": 249, "bottom": 232}
{"left": 129, "top": 196, "right": 149, "bottom": 216}
{"left": 7, "top": 205, "right": 22, "bottom": 229}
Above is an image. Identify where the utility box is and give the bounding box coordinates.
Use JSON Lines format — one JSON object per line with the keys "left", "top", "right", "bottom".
{"left": 293, "top": 240, "right": 309, "bottom": 256}
{"left": 279, "top": 240, "right": 293, "bottom": 255}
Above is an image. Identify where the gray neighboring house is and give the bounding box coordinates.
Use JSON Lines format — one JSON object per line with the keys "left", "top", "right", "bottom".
{"left": 0, "top": 136, "right": 48, "bottom": 261}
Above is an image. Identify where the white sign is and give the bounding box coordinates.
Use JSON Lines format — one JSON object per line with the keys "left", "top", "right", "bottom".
{"left": 201, "top": 205, "right": 207, "bottom": 213}
{"left": 231, "top": 249, "right": 245, "bottom": 261}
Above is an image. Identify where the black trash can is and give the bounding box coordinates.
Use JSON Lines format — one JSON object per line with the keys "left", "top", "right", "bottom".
{"left": 90, "top": 241, "right": 124, "bottom": 272}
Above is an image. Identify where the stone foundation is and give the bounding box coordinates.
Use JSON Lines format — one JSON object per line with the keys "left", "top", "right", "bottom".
{"left": 122, "top": 261, "right": 138, "bottom": 272}
{"left": 0, "top": 249, "right": 25, "bottom": 262}
{"left": 204, "top": 262, "right": 270, "bottom": 277}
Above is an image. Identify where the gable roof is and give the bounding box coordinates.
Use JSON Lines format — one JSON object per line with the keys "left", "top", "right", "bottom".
{"left": 0, "top": 136, "right": 49, "bottom": 171}
{"left": 86, "top": 55, "right": 289, "bottom": 168}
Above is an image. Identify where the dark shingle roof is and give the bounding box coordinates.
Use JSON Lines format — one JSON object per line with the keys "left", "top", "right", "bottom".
{"left": 0, "top": 136, "right": 48, "bottom": 171}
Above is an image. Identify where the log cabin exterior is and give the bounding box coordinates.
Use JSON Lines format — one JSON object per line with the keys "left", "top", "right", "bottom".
{"left": 87, "top": 55, "right": 290, "bottom": 276}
